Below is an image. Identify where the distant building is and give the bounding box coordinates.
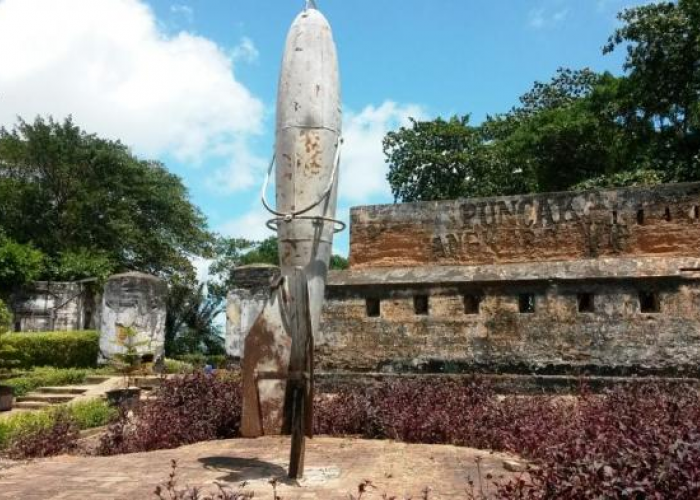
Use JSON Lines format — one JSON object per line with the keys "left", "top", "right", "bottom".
{"left": 9, "top": 280, "right": 99, "bottom": 333}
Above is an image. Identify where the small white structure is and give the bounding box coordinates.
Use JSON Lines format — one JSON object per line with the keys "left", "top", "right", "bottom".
{"left": 99, "top": 272, "right": 167, "bottom": 361}
{"left": 10, "top": 281, "right": 98, "bottom": 333}
{"left": 225, "top": 265, "right": 280, "bottom": 359}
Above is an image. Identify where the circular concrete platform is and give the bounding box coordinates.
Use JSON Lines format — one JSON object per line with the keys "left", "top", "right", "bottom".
{"left": 0, "top": 437, "right": 524, "bottom": 499}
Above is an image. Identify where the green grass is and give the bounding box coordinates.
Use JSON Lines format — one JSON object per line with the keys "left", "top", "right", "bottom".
{"left": 163, "top": 358, "right": 194, "bottom": 374}
{"left": 0, "top": 398, "right": 116, "bottom": 449}
{"left": 3, "top": 367, "right": 90, "bottom": 397}
{"left": 2, "top": 366, "right": 115, "bottom": 397}
{"left": 67, "top": 399, "right": 118, "bottom": 430}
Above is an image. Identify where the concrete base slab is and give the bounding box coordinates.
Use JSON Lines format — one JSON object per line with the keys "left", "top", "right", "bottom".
{"left": 0, "top": 437, "right": 523, "bottom": 499}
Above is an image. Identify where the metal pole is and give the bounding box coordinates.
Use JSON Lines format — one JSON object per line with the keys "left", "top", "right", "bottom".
{"left": 286, "top": 267, "right": 313, "bottom": 479}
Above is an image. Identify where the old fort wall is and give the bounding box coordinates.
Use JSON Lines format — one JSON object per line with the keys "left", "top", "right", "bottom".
{"left": 315, "top": 183, "right": 700, "bottom": 375}
{"left": 350, "top": 183, "right": 700, "bottom": 268}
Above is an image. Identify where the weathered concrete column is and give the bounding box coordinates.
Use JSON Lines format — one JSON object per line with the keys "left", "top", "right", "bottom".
{"left": 99, "top": 272, "right": 167, "bottom": 362}
{"left": 225, "top": 265, "right": 281, "bottom": 359}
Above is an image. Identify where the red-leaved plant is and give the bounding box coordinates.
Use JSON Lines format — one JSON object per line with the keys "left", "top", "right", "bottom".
{"left": 99, "top": 372, "right": 242, "bottom": 455}
{"left": 5, "top": 410, "right": 79, "bottom": 459}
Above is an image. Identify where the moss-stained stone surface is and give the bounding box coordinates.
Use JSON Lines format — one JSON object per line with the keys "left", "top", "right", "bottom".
{"left": 350, "top": 183, "right": 700, "bottom": 268}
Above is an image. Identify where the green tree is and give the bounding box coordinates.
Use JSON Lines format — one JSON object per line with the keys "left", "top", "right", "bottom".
{"left": 486, "top": 72, "right": 636, "bottom": 193}
{"left": 330, "top": 254, "right": 349, "bottom": 270}
{"left": 0, "top": 299, "right": 19, "bottom": 372}
{"left": 165, "top": 281, "right": 224, "bottom": 356}
{"left": 0, "top": 117, "right": 213, "bottom": 283}
{"left": 385, "top": 71, "right": 630, "bottom": 201}
{"left": 605, "top": 0, "right": 700, "bottom": 182}
{"left": 0, "top": 233, "right": 45, "bottom": 293}
{"left": 209, "top": 236, "right": 349, "bottom": 300}
{"left": 384, "top": 116, "right": 505, "bottom": 202}
{"left": 385, "top": 2, "right": 700, "bottom": 202}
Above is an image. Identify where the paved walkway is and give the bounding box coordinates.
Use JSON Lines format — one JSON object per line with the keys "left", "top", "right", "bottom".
{"left": 0, "top": 437, "right": 524, "bottom": 500}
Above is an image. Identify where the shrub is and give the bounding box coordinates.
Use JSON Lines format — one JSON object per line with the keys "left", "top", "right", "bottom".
{"left": 175, "top": 354, "right": 230, "bottom": 369}
{"left": 68, "top": 398, "right": 118, "bottom": 430}
{"left": 314, "top": 379, "right": 700, "bottom": 500}
{"left": 3, "top": 367, "right": 90, "bottom": 397}
{"left": 4, "top": 330, "right": 99, "bottom": 369}
{"left": 0, "top": 406, "right": 54, "bottom": 449}
{"left": 0, "top": 300, "right": 20, "bottom": 372}
{"left": 4, "top": 410, "right": 79, "bottom": 459}
{"left": 0, "top": 398, "right": 115, "bottom": 453}
{"left": 98, "top": 372, "right": 242, "bottom": 455}
{"left": 163, "top": 358, "right": 194, "bottom": 374}
{"left": 0, "top": 299, "right": 11, "bottom": 334}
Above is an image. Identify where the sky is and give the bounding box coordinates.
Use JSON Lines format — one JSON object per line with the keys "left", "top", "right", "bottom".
{"left": 0, "top": 0, "right": 653, "bottom": 279}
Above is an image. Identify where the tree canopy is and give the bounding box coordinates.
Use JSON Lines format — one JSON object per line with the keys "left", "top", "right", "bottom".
{"left": 208, "top": 236, "right": 349, "bottom": 301}
{"left": 0, "top": 117, "right": 213, "bottom": 288}
{"left": 385, "top": 1, "right": 700, "bottom": 202}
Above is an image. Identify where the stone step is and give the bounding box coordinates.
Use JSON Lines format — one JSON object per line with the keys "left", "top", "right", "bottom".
{"left": 13, "top": 401, "right": 52, "bottom": 410}
{"left": 133, "top": 377, "right": 163, "bottom": 390}
{"left": 17, "top": 394, "right": 75, "bottom": 404}
{"left": 37, "top": 387, "right": 88, "bottom": 395}
{"left": 85, "top": 376, "right": 112, "bottom": 385}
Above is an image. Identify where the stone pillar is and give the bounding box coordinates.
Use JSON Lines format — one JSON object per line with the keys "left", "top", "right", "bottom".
{"left": 99, "top": 272, "right": 167, "bottom": 362}
{"left": 226, "top": 265, "right": 280, "bottom": 359}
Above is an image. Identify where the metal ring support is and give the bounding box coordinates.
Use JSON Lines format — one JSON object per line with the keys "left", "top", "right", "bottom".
{"left": 261, "top": 134, "right": 342, "bottom": 219}
{"left": 266, "top": 215, "right": 346, "bottom": 234}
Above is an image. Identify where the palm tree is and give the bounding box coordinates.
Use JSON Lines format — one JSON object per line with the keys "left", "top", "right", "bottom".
{"left": 165, "top": 281, "right": 225, "bottom": 356}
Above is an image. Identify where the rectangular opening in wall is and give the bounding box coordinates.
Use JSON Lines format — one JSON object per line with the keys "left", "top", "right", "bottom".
{"left": 519, "top": 293, "right": 535, "bottom": 314}
{"left": 612, "top": 210, "right": 618, "bottom": 224}
{"left": 694, "top": 206, "right": 699, "bottom": 220}
{"left": 14, "top": 320, "right": 21, "bottom": 333}
{"left": 639, "top": 291, "right": 661, "bottom": 313}
{"left": 578, "top": 293, "right": 595, "bottom": 313}
{"left": 637, "top": 209, "right": 645, "bottom": 225}
{"left": 414, "top": 295, "right": 429, "bottom": 316}
{"left": 366, "top": 298, "right": 380, "bottom": 318}
{"left": 464, "top": 294, "right": 481, "bottom": 315}
{"left": 664, "top": 207, "right": 672, "bottom": 221}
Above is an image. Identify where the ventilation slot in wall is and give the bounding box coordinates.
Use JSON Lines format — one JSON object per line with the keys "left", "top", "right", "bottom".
{"left": 464, "top": 294, "right": 481, "bottom": 315}
{"left": 694, "top": 206, "right": 699, "bottom": 220}
{"left": 639, "top": 291, "right": 661, "bottom": 314}
{"left": 519, "top": 293, "right": 536, "bottom": 314}
{"left": 366, "top": 298, "right": 380, "bottom": 318}
{"left": 577, "top": 293, "right": 595, "bottom": 313}
{"left": 637, "top": 209, "right": 645, "bottom": 225}
{"left": 414, "top": 295, "right": 429, "bottom": 316}
{"left": 664, "top": 207, "right": 672, "bottom": 222}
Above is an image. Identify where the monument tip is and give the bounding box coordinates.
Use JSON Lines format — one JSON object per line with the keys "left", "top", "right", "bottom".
{"left": 305, "top": 0, "right": 318, "bottom": 10}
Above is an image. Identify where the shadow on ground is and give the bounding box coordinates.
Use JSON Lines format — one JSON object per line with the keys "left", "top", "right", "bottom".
{"left": 199, "top": 456, "right": 287, "bottom": 484}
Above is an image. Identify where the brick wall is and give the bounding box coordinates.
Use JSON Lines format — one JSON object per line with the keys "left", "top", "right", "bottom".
{"left": 319, "top": 276, "right": 700, "bottom": 375}
{"left": 350, "top": 183, "right": 700, "bottom": 268}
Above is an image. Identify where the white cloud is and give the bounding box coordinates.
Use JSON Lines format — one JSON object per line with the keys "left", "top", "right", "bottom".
{"left": 0, "top": 0, "right": 264, "bottom": 167}
{"left": 231, "top": 37, "right": 259, "bottom": 65}
{"left": 219, "top": 206, "right": 275, "bottom": 242}
{"left": 207, "top": 138, "right": 268, "bottom": 193}
{"left": 528, "top": 7, "right": 569, "bottom": 29}
{"left": 340, "top": 101, "right": 425, "bottom": 203}
{"left": 170, "top": 4, "right": 193, "bottom": 22}
{"left": 216, "top": 100, "right": 423, "bottom": 239}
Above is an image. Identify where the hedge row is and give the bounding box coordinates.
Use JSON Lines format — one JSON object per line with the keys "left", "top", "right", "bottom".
{"left": 3, "top": 367, "right": 93, "bottom": 397}
{"left": 4, "top": 331, "right": 100, "bottom": 369}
